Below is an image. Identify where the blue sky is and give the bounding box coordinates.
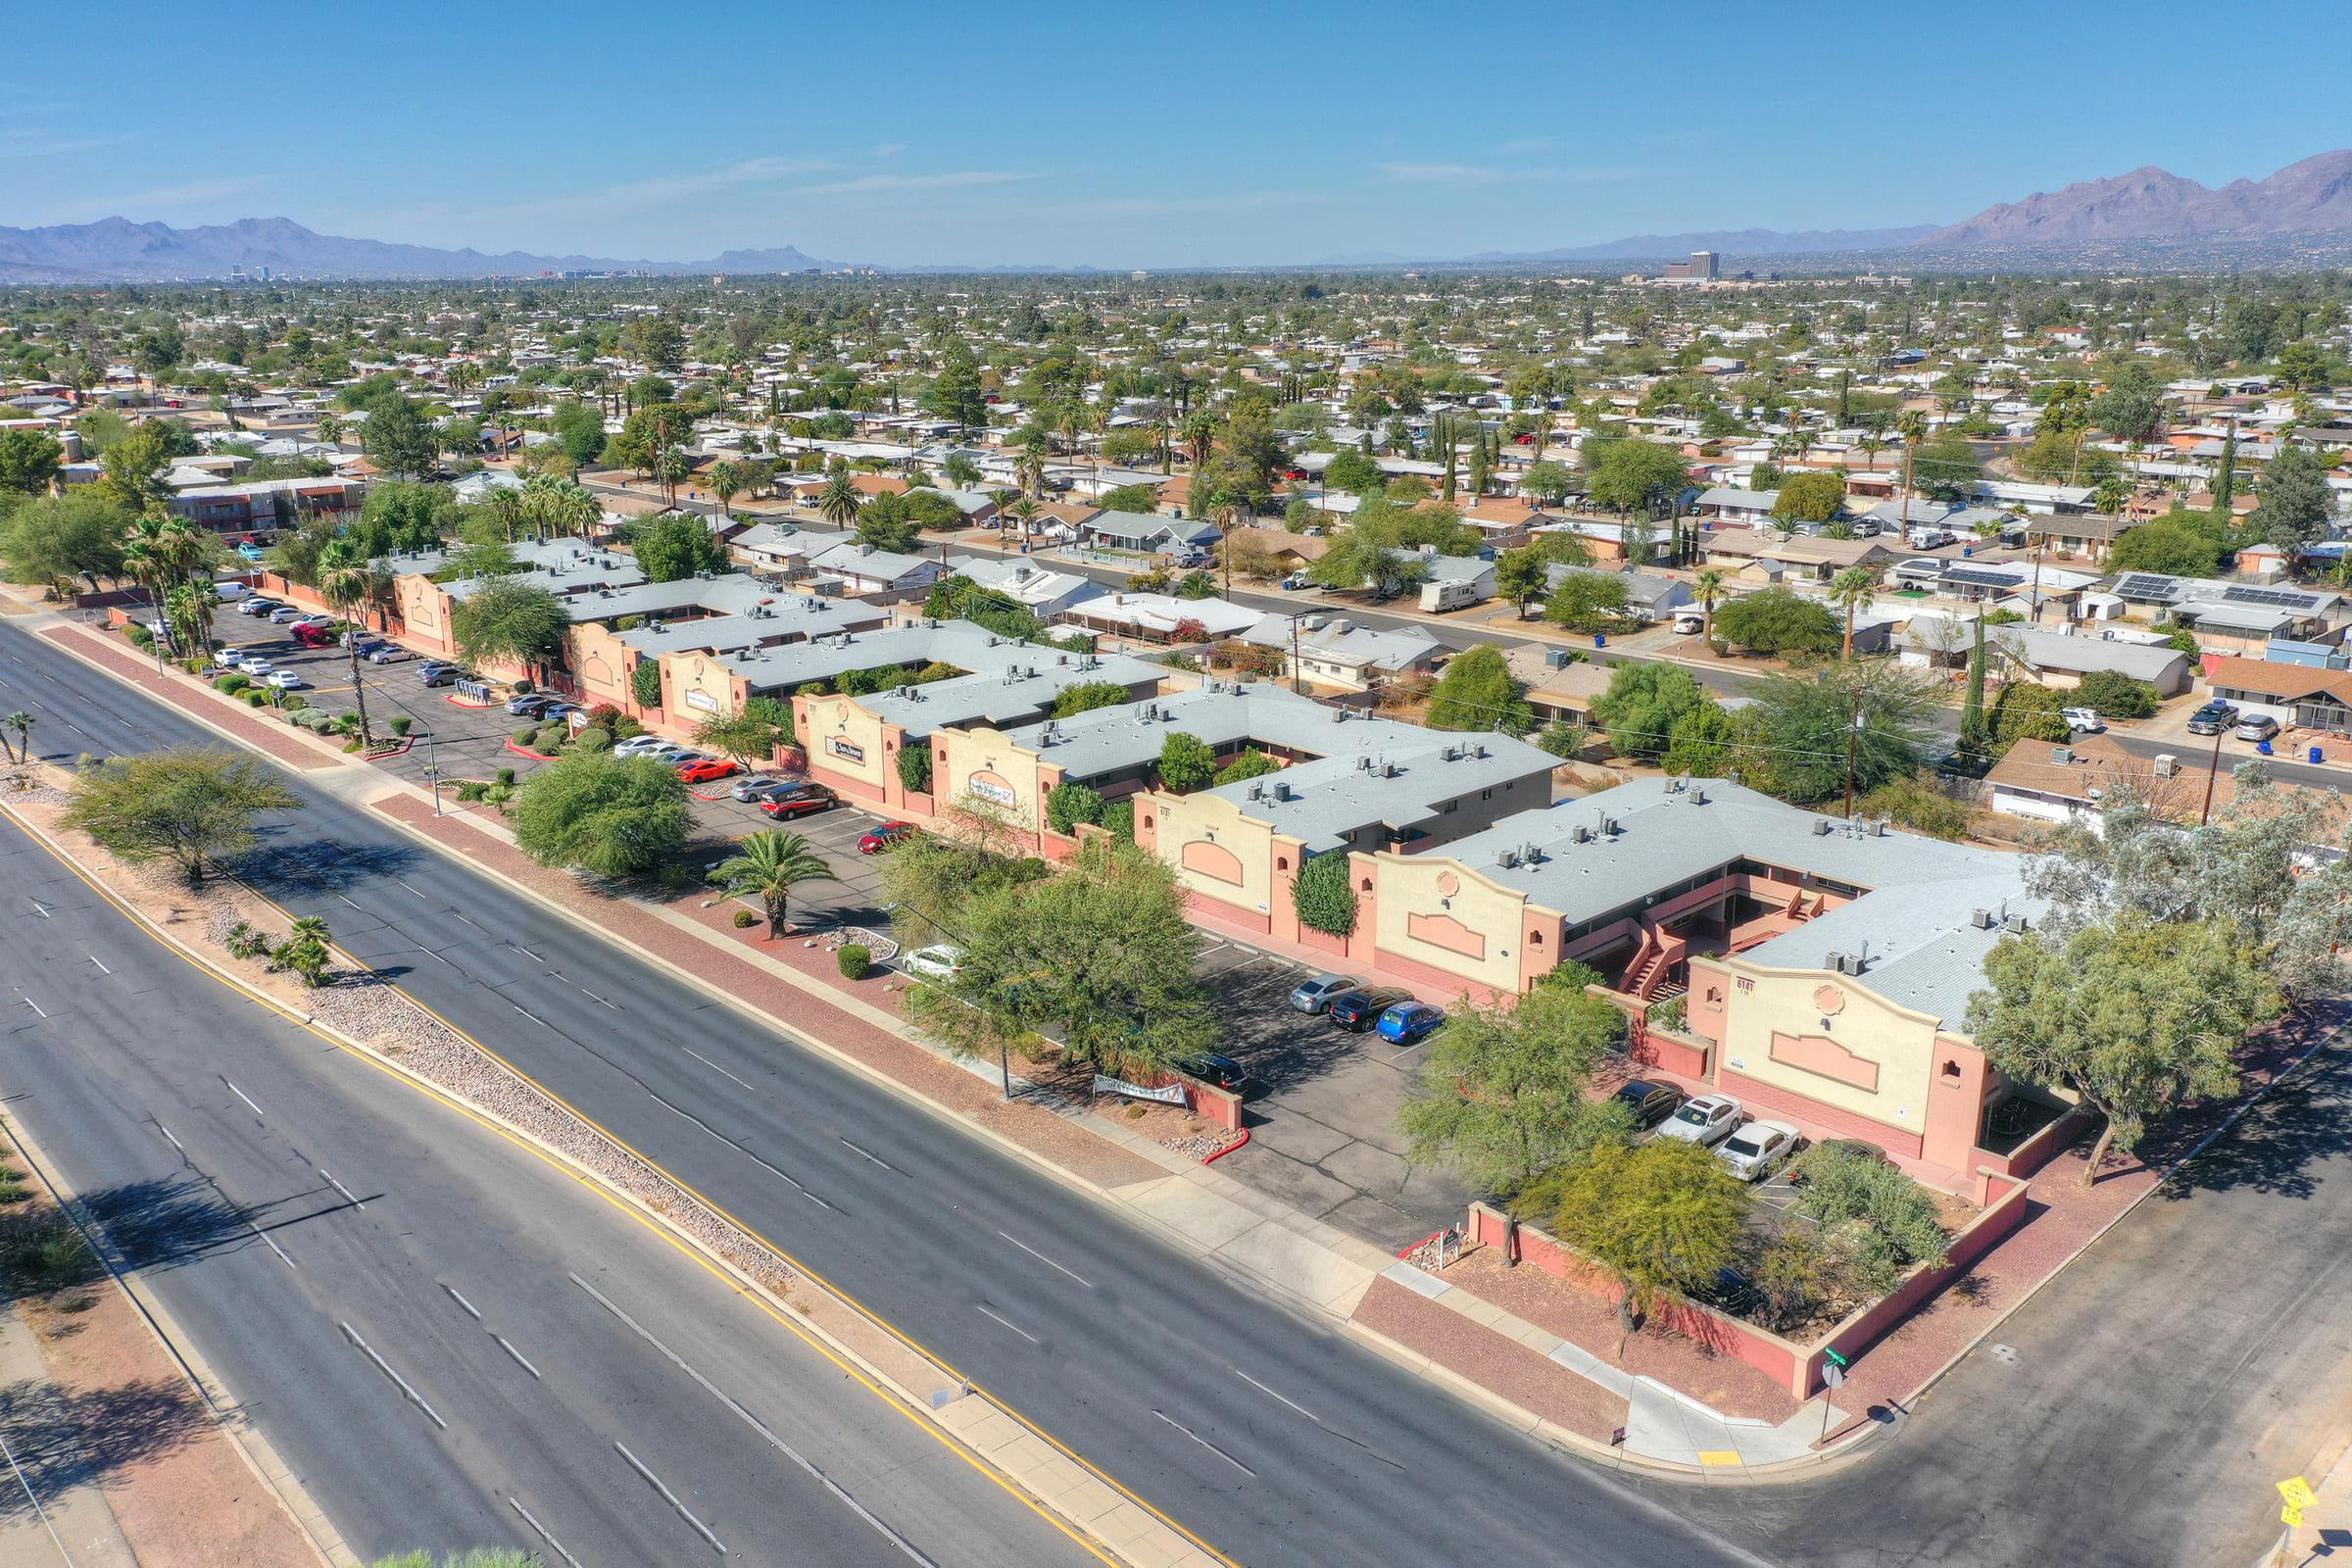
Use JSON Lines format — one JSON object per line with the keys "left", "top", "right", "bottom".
{"left": 7, "top": 1, "right": 2346, "bottom": 268}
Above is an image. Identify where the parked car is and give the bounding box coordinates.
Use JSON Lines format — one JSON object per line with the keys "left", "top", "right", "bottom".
{"left": 858, "top": 822, "right": 917, "bottom": 854}
{"left": 1327, "top": 986, "right": 1413, "bottom": 1031}
{"left": 2186, "top": 701, "right": 2240, "bottom": 736}
{"left": 1289, "top": 973, "right": 1363, "bottom": 1014}
{"left": 729, "top": 774, "right": 784, "bottom": 802}
{"left": 1376, "top": 1002, "right": 1446, "bottom": 1046}
{"left": 237, "top": 597, "right": 282, "bottom": 617}
{"left": 2235, "top": 713, "right": 2281, "bottom": 743}
{"left": 1174, "top": 1052, "right": 1250, "bottom": 1093}
{"left": 1671, "top": 613, "right": 1705, "bottom": 635}
{"left": 263, "top": 670, "right": 305, "bottom": 690}
{"left": 268, "top": 605, "right": 310, "bottom": 624}
{"left": 900, "top": 945, "right": 964, "bottom": 982}
{"left": 505, "top": 694, "right": 559, "bottom": 718}
{"left": 676, "top": 757, "right": 739, "bottom": 784}
{"left": 286, "top": 614, "right": 333, "bottom": 631}
{"left": 213, "top": 580, "right": 252, "bottom": 602}
{"left": 233, "top": 657, "right": 274, "bottom": 677}
{"left": 2061, "top": 707, "right": 2105, "bottom": 733}
{"left": 612, "top": 735, "right": 676, "bottom": 758}
{"left": 759, "top": 782, "right": 839, "bottom": 819}
{"left": 1656, "top": 1093, "right": 1743, "bottom": 1148}
{"left": 362, "top": 642, "right": 409, "bottom": 663}
{"left": 1716, "top": 1120, "right": 1801, "bottom": 1181}
{"left": 417, "top": 662, "right": 461, "bottom": 687}
{"left": 1612, "top": 1079, "right": 1688, "bottom": 1130}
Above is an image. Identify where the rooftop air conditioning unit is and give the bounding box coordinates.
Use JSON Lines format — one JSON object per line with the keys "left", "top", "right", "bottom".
{"left": 1599, "top": 816, "right": 1618, "bottom": 835}
{"left": 1837, "top": 953, "right": 1867, "bottom": 976}
{"left": 1571, "top": 825, "right": 1592, "bottom": 844}
{"left": 2154, "top": 753, "right": 2179, "bottom": 778}
{"left": 1474, "top": 742, "right": 1489, "bottom": 760}
{"left": 1272, "top": 781, "right": 1293, "bottom": 801}
{"left": 1498, "top": 849, "right": 1521, "bottom": 868}
{"left": 1248, "top": 781, "right": 1265, "bottom": 801}
{"left": 1690, "top": 786, "right": 1707, "bottom": 805}
{"left": 2001, "top": 914, "right": 2030, "bottom": 935}
{"left": 2050, "top": 746, "right": 2074, "bottom": 764}
{"left": 1971, "top": 908, "right": 1996, "bottom": 929}
{"left": 1813, "top": 818, "right": 1834, "bottom": 836}
{"left": 1874, "top": 819, "right": 1890, "bottom": 836}
{"left": 1382, "top": 761, "right": 1398, "bottom": 778}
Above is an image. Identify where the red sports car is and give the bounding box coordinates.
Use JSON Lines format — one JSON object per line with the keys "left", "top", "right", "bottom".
{"left": 675, "top": 758, "right": 739, "bottom": 784}
{"left": 858, "top": 822, "right": 916, "bottom": 854}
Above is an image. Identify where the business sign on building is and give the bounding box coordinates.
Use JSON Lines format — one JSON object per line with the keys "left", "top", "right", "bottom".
{"left": 681, "top": 688, "right": 719, "bottom": 713}
{"left": 826, "top": 735, "right": 865, "bottom": 764}
{"left": 966, "top": 773, "right": 1017, "bottom": 807}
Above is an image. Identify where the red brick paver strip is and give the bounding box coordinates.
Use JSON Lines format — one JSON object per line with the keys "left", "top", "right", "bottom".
{"left": 1353, "top": 1276, "right": 1629, "bottom": 1443}
{"left": 43, "top": 626, "right": 348, "bottom": 770}
{"left": 369, "top": 793, "right": 1168, "bottom": 1192}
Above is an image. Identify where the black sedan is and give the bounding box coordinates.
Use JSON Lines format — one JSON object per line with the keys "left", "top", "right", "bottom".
{"left": 1327, "top": 986, "right": 1414, "bottom": 1032}
{"left": 1613, "top": 1079, "right": 1689, "bottom": 1129}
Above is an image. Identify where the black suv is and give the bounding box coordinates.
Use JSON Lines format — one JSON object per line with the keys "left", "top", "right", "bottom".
{"left": 1174, "top": 1053, "right": 1250, "bottom": 1093}
{"left": 1328, "top": 986, "right": 1413, "bottom": 1032}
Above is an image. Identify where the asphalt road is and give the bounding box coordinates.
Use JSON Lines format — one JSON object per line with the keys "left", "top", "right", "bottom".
{"left": 0, "top": 812, "right": 1102, "bottom": 1568}
{"left": 0, "top": 620, "right": 1761, "bottom": 1566}
{"left": 22, "top": 612, "right": 2352, "bottom": 1568}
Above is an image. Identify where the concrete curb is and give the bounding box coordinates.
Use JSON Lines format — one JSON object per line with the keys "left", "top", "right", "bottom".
{"left": 0, "top": 797, "right": 1225, "bottom": 1568}
{"left": 0, "top": 1103, "right": 359, "bottom": 1568}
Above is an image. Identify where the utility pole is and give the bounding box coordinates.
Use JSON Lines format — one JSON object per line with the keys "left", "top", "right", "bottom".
{"left": 2199, "top": 720, "right": 2227, "bottom": 826}
{"left": 2028, "top": 533, "right": 2048, "bottom": 624}
{"left": 1291, "top": 617, "right": 1304, "bottom": 696}
{"left": 1842, "top": 684, "right": 1863, "bottom": 819}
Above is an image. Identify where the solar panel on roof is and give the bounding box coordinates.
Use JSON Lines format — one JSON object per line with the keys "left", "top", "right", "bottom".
{"left": 1941, "top": 565, "right": 2026, "bottom": 589}
{"left": 2222, "top": 585, "right": 2323, "bottom": 610}
{"left": 2114, "top": 573, "right": 2183, "bottom": 600}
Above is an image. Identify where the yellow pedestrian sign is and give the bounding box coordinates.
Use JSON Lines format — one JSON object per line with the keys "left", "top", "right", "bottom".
{"left": 2278, "top": 1477, "right": 2317, "bottom": 1510}
{"left": 2282, "top": 1504, "right": 2305, "bottom": 1529}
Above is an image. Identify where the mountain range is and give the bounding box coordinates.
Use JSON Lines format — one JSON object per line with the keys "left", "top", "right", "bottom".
{"left": 3, "top": 152, "right": 2349, "bottom": 280}
{"left": 0, "top": 217, "right": 847, "bottom": 282}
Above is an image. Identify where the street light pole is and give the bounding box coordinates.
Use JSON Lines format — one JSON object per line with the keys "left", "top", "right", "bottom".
{"left": 1842, "top": 685, "right": 1864, "bottom": 819}
{"left": 426, "top": 729, "right": 443, "bottom": 816}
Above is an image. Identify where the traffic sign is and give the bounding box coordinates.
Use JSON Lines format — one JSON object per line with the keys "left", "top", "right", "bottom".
{"left": 2282, "top": 1504, "right": 2306, "bottom": 1529}
{"left": 1823, "top": 1348, "right": 1850, "bottom": 1369}
{"left": 1823, "top": 1361, "right": 1846, "bottom": 1388}
{"left": 2279, "top": 1477, "right": 2318, "bottom": 1510}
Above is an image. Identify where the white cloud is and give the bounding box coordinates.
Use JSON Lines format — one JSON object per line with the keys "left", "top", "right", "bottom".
{"left": 0, "top": 128, "right": 134, "bottom": 159}
{"left": 788, "top": 171, "right": 1034, "bottom": 198}
{"left": 871, "top": 142, "right": 907, "bottom": 158}
{"left": 58, "top": 174, "right": 274, "bottom": 220}
{"left": 1372, "top": 161, "right": 1642, "bottom": 186}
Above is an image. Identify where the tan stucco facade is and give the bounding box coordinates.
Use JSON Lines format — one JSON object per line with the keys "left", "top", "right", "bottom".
{"left": 1147, "top": 789, "right": 1277, "bottom": 917}
{"left": 1711, "top": 962, "right": 1944, "bottom": 1136}
{"left": 933, "top": 725, "right": 1049, "bottom": 833}
{"left": 1367, "top": 850, "right": 1539, "bottom": 996}
{"left": 798, "top": 692, "right": 892, "bottom": 797}
{"left": 661, "top": 650, "right": 749, "bottom": 723}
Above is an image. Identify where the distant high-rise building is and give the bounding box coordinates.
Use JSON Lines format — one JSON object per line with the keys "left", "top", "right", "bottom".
{"left": 1662, "top": 250, "right": 1721, "bottom": 282}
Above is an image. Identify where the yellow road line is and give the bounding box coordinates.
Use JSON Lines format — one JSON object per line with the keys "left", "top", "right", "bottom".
{"left": 2, "top": 814, "right": 1140, "bottom": 1568}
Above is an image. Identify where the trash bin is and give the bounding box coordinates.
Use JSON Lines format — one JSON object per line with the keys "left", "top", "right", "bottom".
{"left": 2311, "top": 746, "right": 2327, "bottom": 764}
{"left": 1593, "top": 634, "right": 1606, "bottom": 649}
{"left": 2258, "top": 740, "right": 2274, "bottom": 756}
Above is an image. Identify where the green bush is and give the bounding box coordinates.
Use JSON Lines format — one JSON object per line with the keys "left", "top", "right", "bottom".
{"left": 2069, "top": 670, "right": 2158, "bottom": 720}
{"left": 389, "top": 715, "right": 413, "bottom": 736}
{"left": 495, "top": 767, "right": 516, "bottom": 788}
{"left": 572, "top": 726, "right": 612, "bottom": 752}
{"left": 1292, "top": 851, "right": 1358, "bottom": 937}
{"left": 732, "top": 908, "right": 759, "bottom": 929}
{"left": 455, "top": 780, "right": 489, "bottom": 802}
{"left": 213, "top": 673, "right": 249, "bottom": 693}
{"left": 1790, "top": 1143, "right": 1951, "bottom": 1294}
{"left": 837, "top": 943, "right": 871, "bottom": 980}
{"left": 244, "top": 691, "right": 268, "bottom": 708}
{"left": 512, "top": 727, "right": 538, "bottom": 748}
{"left": 1102, "top": 800, "right": 1136, "bottom": 842}
{"left": 281, "top": 694, "right": 306, "bottom": 711}
{"left": 1045, "top": 781, "right": 1105, "bottom": 835}
{"left": 124, "top": 624, "right": 154, "bottom": 648}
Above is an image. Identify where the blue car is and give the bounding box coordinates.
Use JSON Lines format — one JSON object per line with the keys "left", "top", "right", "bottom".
{"left": 1375, "top": 1002, "right": 1446, "bottom": 1045}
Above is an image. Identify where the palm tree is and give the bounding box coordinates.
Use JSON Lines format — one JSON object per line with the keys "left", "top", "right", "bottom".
{"left": 1014, "top": 434, "right": 1049, "bottom": 501}
{"left": 652, "top": 444, "right": 690, "bottom": 509}
{"left": 943, "top": 453, "right": 982, "bottom": 490}
{"left": 816, "top": 470, "right": 863, "bottom": 529}
{"left": 318, "top": 542, "right": 377, "bottom": 747}
{"left": 713, "top": 830, "right": 838, "bottom": 939}
{"left": 1691, "top": 567, "right": 1728, "bottom": 647}
{"left": 1830, "top": 567, "right": 1878, "bottom": 661}
{"left": 706, "top": 461, "right": 747, "bottom": 518}
{"left": 1003, "top": 496, "right": 1042, "bottom": 546}
{"left": 1181, "top": 411, "right": 1217, "bottom": 472}
{"left": 1, "top": 710, "right": 30, "bottom": 764}
{"left": 164, "top": 579, "right": 217, "bottom": 661}
{"left": 1895, "top": 410, "right": 1929, "bottom": 512}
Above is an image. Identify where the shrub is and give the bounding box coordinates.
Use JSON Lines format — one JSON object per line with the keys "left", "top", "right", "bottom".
{"left": 1292, "top": 851, "right": 1357, "bottom": 936}
{"left": 1990, "top": 681, "right": 2070, "bottom": 752}
{"left": 456, "top": 780, "right": 489, "bottom": 802}
{"left": 1712, "top": 587, "right": 1839, "bottom": 657}
{"left": 572, "top": 726, "right": 612, "bottom": 752}
{"left": 213, "top": 673, "right": 249, "bottom": 693}
{"left": 512, "top": 727, "right": 539, "bottom": 747}
{"left": 494, "top": 767, "right": 516, "bottom": 788}
{"left": 1537, "top": 958, "right": 1609, "bottom": 994}
{"left": 1102, "top": 800, "right": 1136, "bottom": 842}
{"left": 1046, "top": 781, "right": 1105, "bottom": 835}
{"left": 896, "top": 743, "right": 933, "bottom": 794}
{"left": 2070, "top": 669, "right": 2158, "bottom": 720}
{"left": 732, "top": 908, "right": 759, "bottom": 929}
{"left": 389, "top": 715, "right": 413, "bottom": 736}
{"left": 1647, "top": 997, "right": 1689, "bottom": 1033}
{"left": 281, "top": 694, "right": 306, "bottom": 711}
{"left": 223, "top": 920, "right": 273, "bottom": 961}
{"left": 512, "top": 677, "right": 534, "bottom": 696}
{"left": 837, "top": 943, "right": 871, "bottom": 980}
{"left": 125, "top": 624, "right": 154, "bottom": 648}
{"left": 243, "top": 691, "right": 268, "bottom": 708}
{"left": 1790, "top": 1143, "right": 1950, "bottom": 1294}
